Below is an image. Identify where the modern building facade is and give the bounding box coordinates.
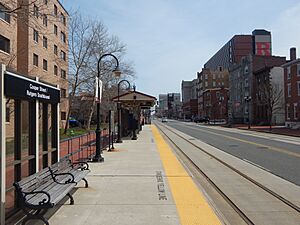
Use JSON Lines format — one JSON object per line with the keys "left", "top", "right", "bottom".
{"left": 282, "top": 48, "right": 300, "bottom": 128}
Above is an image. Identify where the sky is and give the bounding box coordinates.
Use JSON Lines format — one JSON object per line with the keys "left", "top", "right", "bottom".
{"left": 61, "top": 0, "right": 300, "bottom": 99}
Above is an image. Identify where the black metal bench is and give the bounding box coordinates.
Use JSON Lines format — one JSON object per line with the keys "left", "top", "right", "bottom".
{"left": 13, "top": 158, "right": 90, "bottom": 225}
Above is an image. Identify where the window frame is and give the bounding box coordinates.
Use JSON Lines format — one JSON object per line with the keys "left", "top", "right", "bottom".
{"left": 287, "top": 83, "right": 291, "bottom": 97}
{"left": 0, "top": 35, "right": 10, "bottom": 54}
{"left": 43, "top": 36, "right": 48, "bottom": 48}
{"left": 43, "top": 59, "right": 48, "bottom": 71}
{"left": 33, "top": 53, "right": 39, "bottom": 66}
{"left": 0, "top": 3, "right": 11, "bottom": 23}
{"left": 33, "top": 29, "right": 39, "bottom": 43}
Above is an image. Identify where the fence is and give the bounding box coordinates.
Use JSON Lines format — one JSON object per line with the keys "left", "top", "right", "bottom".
{"left": 59, "top": 129, "right": 115, "bottom": 162}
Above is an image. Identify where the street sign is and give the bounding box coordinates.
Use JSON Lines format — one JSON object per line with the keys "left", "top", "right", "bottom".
{"left": 95, "top": 77, "right": 103, "bottom": 102}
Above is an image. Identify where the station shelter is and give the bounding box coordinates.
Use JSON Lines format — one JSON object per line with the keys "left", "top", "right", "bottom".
{"left": 0, "top": 65, "right": 61, "bottom": 223}
{"left": 112, "top": 90, "right": 156, "bottom": 139}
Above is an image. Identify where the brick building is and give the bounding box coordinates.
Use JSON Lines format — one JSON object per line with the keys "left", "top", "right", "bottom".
{"left": 229, "top": 55, "right": 286, "bottom": 125}
{"left": 197, "top": 68, "right": 229, "bottom": 117}
{"left": 203, "top": 87, "right": 228, "bottom": 122}
{"left": 282, "top": 48, "right": 300, "bottom": 128}
{"left": 0, "top": 1, "right": 18, "bottom": 70}
{"left": 0, "top": 0, "right": 69, "bottom": 219}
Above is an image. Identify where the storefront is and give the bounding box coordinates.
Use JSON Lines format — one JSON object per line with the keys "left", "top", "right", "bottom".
{"left": 0, "top": 65, "right": 60, "bottom": 223}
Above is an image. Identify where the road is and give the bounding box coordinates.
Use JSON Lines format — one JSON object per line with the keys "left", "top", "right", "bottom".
{"left": 165, "top": 120, "right": 300, "bottom": 186}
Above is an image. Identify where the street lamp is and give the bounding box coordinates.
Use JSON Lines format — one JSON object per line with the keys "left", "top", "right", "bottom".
{"left": 92, "top": 53, "right": 121, "bottom": 162}
{"left": 244, "top": 96, "right": 252, "bottom": 129}
{"left": 116, "top": 79, "right": 131, "bottom": 143}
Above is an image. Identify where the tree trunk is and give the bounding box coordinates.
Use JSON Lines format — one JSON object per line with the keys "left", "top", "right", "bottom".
{"left": 87, "top": 98, "right": 96, "bottom": 130}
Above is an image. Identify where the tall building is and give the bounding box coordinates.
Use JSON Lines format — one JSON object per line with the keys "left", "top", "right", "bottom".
{"left": 0, "top": 1, "right": 18, "bottom": 70}
{"left": 181, "top": 79, "right": 198, "bottom": 119}
{"left": 16, "top": 0, "right": 69, "bottom": 128}
{"left": 0, "top": 0, "right": 69, "bottom": 219}
{"left": 157, "top": 94, "right": 168, "bottom": 117}
{"left": 229, "top": 54, "right": 286, "bottom": 124}
{"left": 204, "top": 29, "right": 272, "bottom": 71}
{"left": 167, "top": 93, "right": 181, "bottom": 119}
{"left": 197, "top": 68, "right": 229, "bottom": 117}
{"left": 282, "top": 48, "right": 300, "bottom": 128}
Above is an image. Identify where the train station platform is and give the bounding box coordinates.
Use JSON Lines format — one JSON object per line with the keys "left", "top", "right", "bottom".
{"left": 45, "top": 125, "right": 222, "bottom": 225}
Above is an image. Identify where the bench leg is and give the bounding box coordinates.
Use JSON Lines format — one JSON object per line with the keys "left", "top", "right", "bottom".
{"left": 67, "top": 193, "right": 74, "bottom": 205}
{"left": 83, "top": 178, "right": 89, "bottom": 188}
{"left": 22, "top": 209, "right": 49, "bottom": 225}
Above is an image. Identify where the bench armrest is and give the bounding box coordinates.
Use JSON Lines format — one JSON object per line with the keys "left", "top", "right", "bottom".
{"left": 53, "top": 172, "right": 76, "bottom": 184}
{"left": 23, "top": 190, "right": 52, "bottom": 206}
{"left": 73, "top": 161, "right": 89, "bottom": 170}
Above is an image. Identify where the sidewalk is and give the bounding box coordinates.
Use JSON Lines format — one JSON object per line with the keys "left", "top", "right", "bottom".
{"left": 45, "top": 125, "right": 222, "bottom": 225}
{"left": 49, "top": 125, "right": 180, "bottom": 225}
{"left": 235, "top": 125, "right": 300, "bottom": 137}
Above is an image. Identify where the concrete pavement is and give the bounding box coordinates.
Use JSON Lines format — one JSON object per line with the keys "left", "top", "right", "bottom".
{"left": 49, "top": 125, "right": 181, "bottom": 225}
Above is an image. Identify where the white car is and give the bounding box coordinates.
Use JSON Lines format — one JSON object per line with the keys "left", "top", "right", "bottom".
{"left": 162, "top": 117, "right": 168, "bottom": 123}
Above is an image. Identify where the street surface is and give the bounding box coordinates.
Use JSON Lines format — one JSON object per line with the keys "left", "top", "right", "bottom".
{"left": 165, "top": 120, "right": 300, "bottom": 186}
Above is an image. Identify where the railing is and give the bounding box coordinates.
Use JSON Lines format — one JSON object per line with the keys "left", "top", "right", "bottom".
{"left": 60, "top": 130, "right": 116, "bottom": 162}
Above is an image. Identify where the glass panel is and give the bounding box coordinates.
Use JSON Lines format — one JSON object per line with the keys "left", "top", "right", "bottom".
{"left": 6, "top": 99, "right": 14, "bottom": 164}
{"left": 48, "top": 104, "right": 52, "bottom": 151}
{"left": 21, "top": 101, "right": 29, "bottom": 159}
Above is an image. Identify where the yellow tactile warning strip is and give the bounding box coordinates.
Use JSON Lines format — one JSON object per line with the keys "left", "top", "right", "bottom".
{"left": 151, "top": 125, "right": 222, "bottom": 225}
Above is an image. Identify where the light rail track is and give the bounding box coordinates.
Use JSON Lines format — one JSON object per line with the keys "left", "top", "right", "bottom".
{"left": 156, "top": 122, "right": 300, "bottom": 225}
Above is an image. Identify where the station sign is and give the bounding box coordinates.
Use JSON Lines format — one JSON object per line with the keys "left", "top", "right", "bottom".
{"left": 4, "top": 72, "right": 60, "bottom": 104}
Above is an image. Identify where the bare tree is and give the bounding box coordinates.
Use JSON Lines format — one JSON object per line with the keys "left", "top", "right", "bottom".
{"left": 257, "top": 78, "right": 284, "bottom": 129}
{"left": 67, "top": 12, "right": 135, "bottom": 132}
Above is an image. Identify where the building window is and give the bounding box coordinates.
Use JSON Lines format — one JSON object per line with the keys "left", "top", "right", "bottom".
{"left": 43, "top": 59, "right": 47, "bottom": 71}
{"left": 287, "top": 67, "right": 291, "bottom": 79}
{"left": 61, "top": 69, "right": 66, "bottom": 79}
{"left": 212, "top": 81, "right": 216, "bottom": 87}
{"left": 205, "top": 81, "right": 208, "bottom": 87}
{"left": 218, "top": 66, "right": 223, "bottom": 72}
{"left": 43, "top": 15, "right": 47, "bottom": 26}
{"left": 33, "top": 54, "right": 38, "bottom": 66}
{"left": 287, "top": 83, "right": 291, "bottom": 97}
{"left": 54, "top": 44, "right": 58, "bottom": 55}
{"left": 294, "top": 103, "right": 298, "bottom": 120}
{"left": 287, "top": 105, "right": 291, "bottom": 120}
{"left": 54, "top": 24, "right": 58, "bottom": 35}
{"left": 61, "top": 88, "right": 67, "bottom": 98}
{"left": 43, "top": 36, "right": 47, "bottom": 48}
{"left": 33, "top": 29, "right": 39, "bottom": 43}
{"left": 244, "top": 66, "right": 249, "bottom": 74}
{"left": 212, "top": 74, "right": 216, "bottom": 79}
{"left": 54, "top": 65, "right": 58, "bottom": 75}
{"left": 0, "top": 3, "right": 11, "bottom": 23}
{"left": 0, "top": 35, "right": 10, "bottom": 53}
{"left": 54, "top": 4, "right": 57, "bottom": 15}
{"left": 298, "top": 81, "right": 300, "bottom": 96}
{"left": 33, "top": 4, "right": 38, "bottom": 18}
{"left": 205, "top": 74, "right": 208, "bottom": 80}
{"left": 61, "top": 31, "right": 66, "bottom": 43}
{"left": 60, "top": 13, "right": 66, "bottom": 25}
{"left": 61, "top": 111, "right": 66, "bottom": 120}
{"left": 297, "top": 64, "right": 300, "bottom": 76}
{"left": 60, "top": 50, "right": 66, "bottom": 61}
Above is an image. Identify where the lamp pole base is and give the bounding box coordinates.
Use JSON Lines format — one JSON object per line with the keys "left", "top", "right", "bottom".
{"left": 92, "top": 155, "right": 104, "bottom": 162}
{"left": 116, "top": 139, "right": 123, "bottom": 143}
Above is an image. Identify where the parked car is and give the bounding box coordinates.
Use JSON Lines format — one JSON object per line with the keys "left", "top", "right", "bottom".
{"left": 193, "top": 116, "right": 209, "bottom": 123}
{"left": 69, "top": 117, "right": 80, "bottom": 127}
{"left": 162, "top": 117, "right": 168, "bottom": 123}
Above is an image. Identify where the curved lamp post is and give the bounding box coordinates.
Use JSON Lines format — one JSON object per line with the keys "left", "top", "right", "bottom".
{"left": 116, "top": 80, "right": 131, "bottom": 143}
{"left": 93, "top": 53, "right": 121, "bottom": 162}
{"left": 244, "top": 96, "right": 252, "bottom": 130}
